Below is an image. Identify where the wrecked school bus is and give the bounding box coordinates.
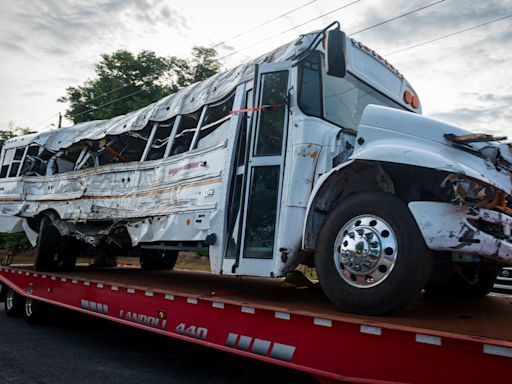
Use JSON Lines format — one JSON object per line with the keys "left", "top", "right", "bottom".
{"left": 1, "top": 23, "right": 511, "bottom": 315}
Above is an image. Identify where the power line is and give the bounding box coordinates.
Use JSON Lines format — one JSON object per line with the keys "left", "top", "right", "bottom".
{"left": 211, "top": 0, "right": 318, "bottom": 49}
{"left": 219, "top": 0, "right": 361, "bottom": 61}
{"left": 31, "top": 113, "right": 61, "bottom": 130}
{"left": 385, "top": 13, "right": 512, "bottom": 56}
{"left": 72, "top": 88, "right": 145, "bottom": 119}
{"left": 348, "top": 0, "right": 445, "bottom": 35}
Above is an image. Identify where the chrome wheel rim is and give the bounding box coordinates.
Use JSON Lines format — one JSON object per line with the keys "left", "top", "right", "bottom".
{"left": 333, "top": 214, "right": 398, "bottom": 288}
{"left": 25, "top": 298, "right": 33, "bottom": 317}
{"left": 6, "top": 290, "right": 15, "bottom": 310}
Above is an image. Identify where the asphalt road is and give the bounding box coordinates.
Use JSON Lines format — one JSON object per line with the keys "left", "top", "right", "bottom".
{"left": 0, "top": 304, "right": 315, "bottom": 384}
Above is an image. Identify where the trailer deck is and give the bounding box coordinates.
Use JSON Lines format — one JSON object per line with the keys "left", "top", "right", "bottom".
{"left": 1, "top": 265, "right": 511, "bottom": 383}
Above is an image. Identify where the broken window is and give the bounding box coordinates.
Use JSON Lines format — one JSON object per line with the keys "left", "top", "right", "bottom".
{"left": 194, "top": 93, "right": 235, "bottom": 150}
{"left": 19, "top": 145, "right": 46, "bottom": 176}
{"left": 145, "top": 118, "right": 175, "bottom": 161}
{"left": 96, "top": 123, "right": 154, "bottom": 166}
{"left": 8, "top": 147, "right": 25, "bottom": 177}
{"left": 169, "top": 109, "right": 203, "bottom": 156}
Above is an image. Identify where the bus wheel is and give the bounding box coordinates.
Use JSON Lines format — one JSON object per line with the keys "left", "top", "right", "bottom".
{"left": 5, "top": 287, "right": 24, "bottom": 317}
{"left": 424, "top": 261, "right": 500, "bottom": 298}
{"left": 34, "top": 216, "right": 60, "bottom": 271}
{"left": 315, "top": 192, "right": 432, "bottom": 315}
{"left": 140, "top": 249, "right": 178, "bottom": 271}
{"left": 24, "top": 297, "right": 47, "bottom": 325}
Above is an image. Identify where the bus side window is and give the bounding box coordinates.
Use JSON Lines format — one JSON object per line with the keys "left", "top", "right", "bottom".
{"left": 169, "top": 109, "right": 202, "bottom": 156}
{"left": 20, "top": 145, "right": 44, "bottom": 176}
{"left": 145, "top": 118, "right": 175, "bottom": 161}
{"left": 0, "top": 149, "right": 14, "bottom": 178}
{"left": 8, "top": 147, "right": 26, "bottom": 177}
{"left": 194, "top": 93, "right": 235, "bottom": 150}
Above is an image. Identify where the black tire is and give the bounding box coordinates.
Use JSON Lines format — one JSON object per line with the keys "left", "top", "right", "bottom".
{"left": 425, "top": 261, "right": 500, "bottom": 298}
{"left": 4, "top": 288, "right": 24, "bottom": 317}
{"left": 0, "top": 283, "right": 5, "bottom": 303}
{"left": 34, "top": 216, "right": 77, "bottom": 272}
{"left": 140, "top": 249, "right": 178, "bottom": 271}
{"left": 315, "top": 192, "right": 433, "bottom": 315}
{"left": 34, "top": 216, "right": 60, "bottom": 271}
{"left": 24, "top": 297, "right": 47, "bottom": 325}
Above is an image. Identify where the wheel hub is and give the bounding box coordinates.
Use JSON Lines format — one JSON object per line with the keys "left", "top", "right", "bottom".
{"left": 334, "top": 215, "right": 398, "bottom": 288}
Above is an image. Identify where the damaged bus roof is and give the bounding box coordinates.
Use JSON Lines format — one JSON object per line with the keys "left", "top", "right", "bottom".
{"left": 8, "top": 35, "right": 312, "bottom": 153}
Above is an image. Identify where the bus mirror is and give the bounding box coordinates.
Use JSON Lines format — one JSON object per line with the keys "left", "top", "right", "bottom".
{"left": 325, "top": 28, "right": 347, "bottom": 78}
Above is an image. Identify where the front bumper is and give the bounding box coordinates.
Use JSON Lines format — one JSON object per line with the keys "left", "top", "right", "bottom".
{"left": 409, "top": 201, "right": 512, "bottom": 264}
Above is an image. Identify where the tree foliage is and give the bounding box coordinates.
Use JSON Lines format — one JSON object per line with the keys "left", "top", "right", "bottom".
{"left": 59, "top": 47, "right": 222, "bottom": 124}
{"left": 0, "top": 122, "right": 34, "bottom": 147}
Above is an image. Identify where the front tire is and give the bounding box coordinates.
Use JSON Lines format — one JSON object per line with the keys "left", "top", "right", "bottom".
{"left": 315, "top": 192, "right": 432, "bottom": 315}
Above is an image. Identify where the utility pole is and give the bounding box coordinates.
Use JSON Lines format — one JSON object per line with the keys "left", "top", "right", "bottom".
{"left": 58, "top": 113, "right": 62, "bottom": 128}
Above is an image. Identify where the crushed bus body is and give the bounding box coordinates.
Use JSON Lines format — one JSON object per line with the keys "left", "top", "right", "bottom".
{"left": 1, "top": 22, "right": 511, "bottom": 315}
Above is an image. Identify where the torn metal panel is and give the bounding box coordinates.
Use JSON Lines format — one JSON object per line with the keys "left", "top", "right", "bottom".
{"left": 409, "top": 201, "right": 512, "bottom": 264}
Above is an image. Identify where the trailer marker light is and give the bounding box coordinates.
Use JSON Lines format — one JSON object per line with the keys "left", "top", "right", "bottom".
{"left": 314, "top": 318, "right": 332, "bottom": 327}
{"left": 47, "top": 287, "right": 52, "bottom": 293}
{"left": 484, "top": 344, "right": 512, "bottom": 358}
{"left": 360, "top": 325, "right": 382, "bottom": 336}
{"left": 157, "top": 311, "right": 167, "bottom": 320}
{"left": 415, "top": 333, "right": 441, "bottom": 346}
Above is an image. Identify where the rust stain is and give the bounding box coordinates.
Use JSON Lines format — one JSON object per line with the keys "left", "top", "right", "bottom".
{"left": 186, "top": 218, "right": 191, "bottom": 225}
{"left": 310, "top": 151, "right": 318, "bottom": 159}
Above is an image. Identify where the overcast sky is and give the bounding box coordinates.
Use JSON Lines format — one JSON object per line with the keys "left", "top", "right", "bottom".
{"left": 1, "top": 0, "right": 511, "bottom": 136}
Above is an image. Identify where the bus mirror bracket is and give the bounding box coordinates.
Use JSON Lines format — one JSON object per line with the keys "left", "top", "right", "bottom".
{"left": 325, "top": 27, "right": 347, "bottom": 78}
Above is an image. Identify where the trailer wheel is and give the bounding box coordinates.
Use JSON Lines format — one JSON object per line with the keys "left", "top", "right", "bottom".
{"left": 4, "top": 287, "right": 24, "bottom": 317}
{"left": 140, "top": 249, "right": 178, "bottom": 271}
{"left": 24, "top": 297, "right": 47, "bottom": 325}
{"left": 315, "top": 192, "right": 432, "bottom": 315}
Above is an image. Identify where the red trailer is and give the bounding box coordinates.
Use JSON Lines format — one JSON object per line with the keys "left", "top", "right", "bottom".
{"left": 1, "top": 265, "right": 511, "bottom": 383}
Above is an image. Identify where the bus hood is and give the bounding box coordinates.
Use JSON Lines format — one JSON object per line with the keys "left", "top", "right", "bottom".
{"left": 352, "top": 105, "right": 512, "bottom": 194}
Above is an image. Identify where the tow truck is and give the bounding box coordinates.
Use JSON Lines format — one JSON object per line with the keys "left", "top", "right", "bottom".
{"left": 1, "top": 264, "right": 511, "bottom": 383}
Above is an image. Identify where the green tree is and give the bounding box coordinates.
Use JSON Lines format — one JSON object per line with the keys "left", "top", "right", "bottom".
{"left": 59, "top": 47, "right": 222, "bottom": 124}
{"left": 0, "top": 121, "right": 34, "bottom": 147}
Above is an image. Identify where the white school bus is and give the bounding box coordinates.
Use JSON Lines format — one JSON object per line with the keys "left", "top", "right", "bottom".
{"left": 1, "top": 23, "right": 512, "bottom": 314}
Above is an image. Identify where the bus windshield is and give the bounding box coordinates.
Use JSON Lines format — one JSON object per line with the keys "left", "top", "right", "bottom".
{"left": 298, "top": 51, "right": 405, "bottom": 131}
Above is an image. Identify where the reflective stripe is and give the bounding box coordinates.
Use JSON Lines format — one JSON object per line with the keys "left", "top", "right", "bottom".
{"left": 360, "top": 325, "right": 382, "bottom": 336}
{"left": 416, "top": 334, "right": 441, "bottom": 346}
{"left": 275, "top": 311, "right": 290, "bottom": 320}
{"left": 314, "top": 318, "right": 332, "bottom": 327}
{"left": 484, "top": 344, "right": 512, "bottom": 358}
{"left": 241, "top": 306, "right": 255, "bottom": 314}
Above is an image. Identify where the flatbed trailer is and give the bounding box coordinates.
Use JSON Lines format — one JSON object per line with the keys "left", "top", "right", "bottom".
{"left": 1, "top": 265, "right": 511, "bottom": 383}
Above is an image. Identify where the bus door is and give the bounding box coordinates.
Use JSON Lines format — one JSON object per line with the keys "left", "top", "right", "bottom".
{"left": 227, "top": 62, "right": 291, "bottom": 276}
